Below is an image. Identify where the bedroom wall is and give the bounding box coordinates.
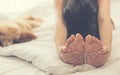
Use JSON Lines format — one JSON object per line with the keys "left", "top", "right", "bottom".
{"left": 0, "top": 0, "right": 45, "bottom": 14}
{"left": 0, "top": 0, "right": 119, "bottom": 14}
{"left": 0, "top": 0, "right": 119, "bottom": 26}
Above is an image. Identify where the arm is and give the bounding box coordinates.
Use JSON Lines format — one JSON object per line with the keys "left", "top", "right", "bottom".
{"left": 54, "top": 0, "right": 67, "bottom": 52}
{"left": 98, "top": 0, "right": 112, "bottom": 50}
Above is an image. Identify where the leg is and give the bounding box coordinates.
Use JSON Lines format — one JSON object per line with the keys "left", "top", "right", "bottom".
{"left": 65, "top": 33, "right": 85, "bottom": 65}
{"left": 85, "top": 35, "right": 110, "bottom": 68}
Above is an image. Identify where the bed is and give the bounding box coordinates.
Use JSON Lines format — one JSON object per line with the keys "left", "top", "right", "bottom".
{"left": 0, "top": 0, "right": 120, "bottom": 75}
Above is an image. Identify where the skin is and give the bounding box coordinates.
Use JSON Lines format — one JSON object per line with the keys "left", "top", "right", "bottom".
{"left": 98, "top": 0, "right": 112, "bottom": 50}
{"left": 55, "top": 0, "right": 67, "bottom": 51}
{"left": 55, "top": 0, "right": 112, "bottom": 67}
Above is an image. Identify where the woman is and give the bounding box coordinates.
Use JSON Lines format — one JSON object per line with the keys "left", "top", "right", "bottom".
{"left": 55, "top": 0, "right": 113, "bottom": 68}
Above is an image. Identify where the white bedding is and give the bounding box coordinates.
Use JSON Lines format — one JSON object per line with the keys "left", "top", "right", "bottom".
{"left": 0, "top": 0, "right": 120, "bottom": 75}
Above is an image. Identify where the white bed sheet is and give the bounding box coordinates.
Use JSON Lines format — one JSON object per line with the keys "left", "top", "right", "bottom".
{"left": 0, "top": 56, "right": 45, "bottom": 75}
{"left": 0, "top": 0, "right": 120, "bottom": 75}
{"left": 0, "top": 0, "right": 56, "bottom": 75}
{"left": 0, "top": 24, "right": 56, "bottom": 75}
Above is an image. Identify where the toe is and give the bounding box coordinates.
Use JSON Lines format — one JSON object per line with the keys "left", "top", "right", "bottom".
{"left": 69, "top": 35, "right": 75, "bottom": 42}
{"left": 94, "top": 38, "right": 98, "bottom": 43}
{"left": 70, "top": 35, "right": 75, "bottom": 41}
{"left": 76, "top": 33, "right": 84, "bottom": 42}
{"left": 100, "top": 41, "right": 103, "bottom": 47}
{"left": 65, "top": 35, "right": 75, "bottom": 47}
{"left": 65, "top": 39, "right": 69, "bottom": 47}
{"left": 92, "top": 36, "right": 103, "bottom": 47}
{"left": 68, "top": 37, "right": 72, "bottom": 42}
{"left": 85, "top": 35, "right": 92, "bottom": 44}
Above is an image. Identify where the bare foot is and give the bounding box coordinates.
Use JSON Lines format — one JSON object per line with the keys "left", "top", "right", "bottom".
{"left": 65, "top": 35, "right": 75, "bottom": 48}
{"left": 85, "top": 35, "right": 110, "bottom": 68}
{"left": 65, "top": 33, "right": 85, "bottom": 65}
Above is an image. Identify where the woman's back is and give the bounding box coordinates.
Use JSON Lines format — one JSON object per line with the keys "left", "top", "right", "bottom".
{"left": 63, "top": 0, "right": 100, "bottom": 39}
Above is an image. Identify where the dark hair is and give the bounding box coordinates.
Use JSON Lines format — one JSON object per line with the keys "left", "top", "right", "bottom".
{"left": 63, "top": 0, "right": 100, "bottom": 39}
